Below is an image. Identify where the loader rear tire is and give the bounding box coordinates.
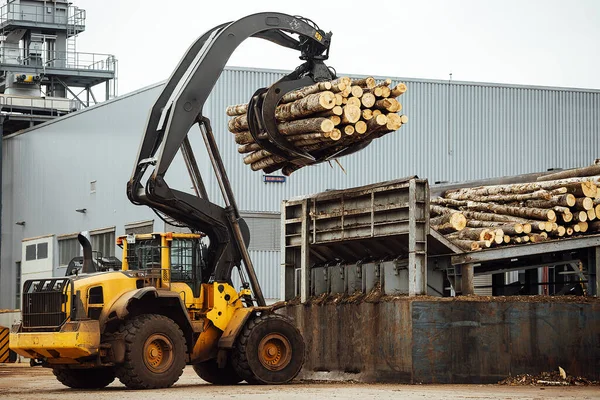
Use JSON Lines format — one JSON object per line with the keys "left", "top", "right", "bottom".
{"left": 115, "top": 314, "right": 186, "bottom": 389}
{"left": 232, "top": 314, "right": 304, "bottom": 384}
{"left": 192, "top": 358, "right": 243, "bottom": 385}
{"left": 52, "top": 367, "right": 115, "bottom": 389}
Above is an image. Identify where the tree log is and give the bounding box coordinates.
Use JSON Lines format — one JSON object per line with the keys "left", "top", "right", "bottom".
{"left": 537, "top": 165, "right": 600, "bottom": 181}
{"left": 226, "top": 103, "right": 248, "bottom": 116}
{"left": 244, "top": 149, "right": 272, "bottom": 165}
{"left": 430, "top": 212, "right": 467, "bottom": 231}
{"left": 466, "top": 220, "right": 524, "bottom": 235}
{"left": 350, "top": 86, "right": 364, "bottom": 98}
{"left": 446, "top": 189, "right": 555, "bottom": 202}
{"left": 374, "top": 98, "right": 401, "bottom": 112}
{"left": 352, "top": 77, "right": 376, "bottom": 89}
{"left": 589, "top": 220, "right": 600, "bottom": 232}
{"left": 578, "top": 221, "right": 589, "bottom": 233}
{"left": 355, "top": 121, "right": 367, "bottom": 134}
{"left": 341, "top": 125, "right": 355, "bottom": 136}
{"left": 330, "top": 77, "right": 351, "bottom": 87}
{"left": 378, "top": 85, "right": 391, "bottom": 98}
{"left": 519, "top": 194, "right": 576, "bottom": 208}
{"left": 275, "top": 91, "right": 336, "bottom": 121}
{"left": 276, "top": 117, "right": 334, "bottom": 136}
{"left": 573, "top": 197, "right": 593, "bottom": 211}
{"left": 346, "top": 97, "right": 362, "bottom": 108}
{"left": 455, "top": 228, "right": 495, "bottom": 241}
{"left": 444, "top": 179, "right": 598, "bottom": 198}
{"left": 575, "top": 211, "right": 588, "bottom": 222}
{"left": 329, "top": 115, "right": 341, "bottom": 126}
{"left": 330, "top": 82, "right": 347, "bottom": 93}
{"left": 365, "top": 86, "right": 384, "bottom": 97}
{"left": 361, "top": 93, "right": 376, "bottom": 108}
{"left": 590, "top": 208, "right": 598, "bottom": 222}
{"left": 365, "top": 114, "right": 388, "bottom": 132}
{"left": 461, "top": 201, "right": 556, "bottom": 221}
{"left": 238, "top": 143, "right": 262, "bottom": 154}
{"left": 340, "top": 105, "right": 361, "bottom": 124}
{"left": 362, "top": 109, "right": 373, "bottom": 120}
{"left": 390, "top": 83, "right": 408, "bottom": 97}
{"left": 334, "top": 93, "right": 343, "bottom": 106}
{"left": 449, "top": 239, "right": 481, "bottom": 251}
{"left": 385, "top": 113, "right": 402, "bottom": 131}
{"left": 234, "top": 131, "right": 255, "bottom": 145}
{"left": 330, "top": 128, "right": 342, "bottom": 141}
{"left": 316, "top": 105, "right": 344, "bottom": 117}
{"left": 281, "top": 81, "right": 332, "bottom": 103}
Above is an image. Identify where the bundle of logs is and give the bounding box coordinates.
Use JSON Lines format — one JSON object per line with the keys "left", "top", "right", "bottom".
{"left": 431, "top": 163, "right": 600, "bottom": 252}
{"left": 226, "top": 76, "right": 408, "bottom": 175}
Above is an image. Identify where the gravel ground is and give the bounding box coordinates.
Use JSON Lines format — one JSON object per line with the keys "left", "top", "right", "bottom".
{"left": 1, "top": 364, "right": 598, "bottom": 400}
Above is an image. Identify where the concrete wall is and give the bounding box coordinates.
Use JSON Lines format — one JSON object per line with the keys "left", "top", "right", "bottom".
{"left": 284, "top": 299, "right": 600, "bottom": 383}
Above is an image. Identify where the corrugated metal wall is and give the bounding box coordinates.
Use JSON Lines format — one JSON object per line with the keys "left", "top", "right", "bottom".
{"left": 2, "top": 66, "right": 599, "bottom": 307}
{"left": 203, "top": 67, "right": 600, "bottom": 213}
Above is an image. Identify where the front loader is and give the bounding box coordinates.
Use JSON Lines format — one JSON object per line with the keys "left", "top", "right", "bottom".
{"left": 10, "top": 12, "right": 342, "bottom": 389}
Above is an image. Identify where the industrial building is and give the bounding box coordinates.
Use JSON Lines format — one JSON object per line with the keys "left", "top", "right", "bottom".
{"left": 1, "top": 65, "right": 599, "bottom": 309}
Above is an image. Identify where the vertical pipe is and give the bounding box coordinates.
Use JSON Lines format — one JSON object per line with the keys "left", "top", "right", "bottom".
{"left": 462, "top": 264, "right": 475, "bottom": 295}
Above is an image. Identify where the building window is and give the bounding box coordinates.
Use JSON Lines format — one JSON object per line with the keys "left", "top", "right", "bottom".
{"left": 37, "top": 242, "right": 48, "bottom": 259}
{"left": 125, "top": 220, "right": 154, "bottom": 235}
{"left": 25, "top": 245, "right": 36, "bottom": 261}
{"left": 15, "top": 261, "right": 21, "bottom": 309}
{"left": 91, "top": 228, "right": 116, "bottom": 257}
{"left": 58, "top": 236, "right": 79, "bottom": 266}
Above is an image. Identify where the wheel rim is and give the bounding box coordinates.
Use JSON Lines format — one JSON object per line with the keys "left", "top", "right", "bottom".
{"left": 257, "top": 333, "right": 292, "bottom": 371}
{"left": 143, "top": 333, "right": 174, "bottom": 373}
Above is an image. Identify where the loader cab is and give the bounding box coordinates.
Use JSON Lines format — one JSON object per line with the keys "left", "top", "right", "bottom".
{"left": 117, "top": 232, "right": 207, "bottom": 295}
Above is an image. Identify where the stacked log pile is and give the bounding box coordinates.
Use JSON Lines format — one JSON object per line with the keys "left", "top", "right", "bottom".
{"left": 226, "top": 76, "right": 408, "bottom": 175}
{"left": 431, "top": 164, "right": 600, "bottom": 252}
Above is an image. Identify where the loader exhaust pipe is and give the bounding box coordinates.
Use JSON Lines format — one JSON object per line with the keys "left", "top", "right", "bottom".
{"left": 78, "top": 231, "right": 96, "bottom": 274}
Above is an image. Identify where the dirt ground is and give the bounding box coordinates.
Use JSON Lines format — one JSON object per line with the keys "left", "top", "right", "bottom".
{"left": 1, "top": 364, "right": 598, "bottom": 400}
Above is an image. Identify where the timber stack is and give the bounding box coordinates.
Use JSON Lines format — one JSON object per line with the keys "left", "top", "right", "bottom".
{"left": 226, "top": 76, "right": 408, "bottom": 175}
{"left": 430, "top": 163, "right": 600, "bottom": 252}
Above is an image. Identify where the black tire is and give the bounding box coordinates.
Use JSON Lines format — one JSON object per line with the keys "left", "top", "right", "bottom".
{"left": 232, "top": 314, "right": 305, "bottom": 384}
{"left": 115, "top": 314, "right": 186, "bottom": 389}
{"left": 192, "top": 358, "right": 243, "bottom": 385}
{"left": 52, "top": 367, "right": 115, "bottom": 389}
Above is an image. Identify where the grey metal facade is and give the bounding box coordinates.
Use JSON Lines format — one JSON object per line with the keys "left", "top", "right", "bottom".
{"left": 2, "top": 66, "right": 600, "bottom": 308}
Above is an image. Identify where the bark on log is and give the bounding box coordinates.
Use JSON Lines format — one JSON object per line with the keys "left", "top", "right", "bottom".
{"left": 430, "top": 212, "right": 467, "bottom": 231}
{"left": 537, "top": 165, "right": 600, "bottom": 181}
{"left": 519, "top": 194, "right": 576, "bottom": 208}
{"left": 573, "top": 197, "right": 593, "bottom": 211}
{"left": 379, "top": 78, "right": 392, "bottom": 87}
{"left": 275, "top": 91, "right": 336, "bottom": 121}
{"left": 290, "top": 132, "right": 327, "bottom": 141}
{"left": 250, "top": 154, "right": 286, "bottom": 171}
{"left": 280, "top": 81, "right": 332, "bottom": 103}
{"left": 238, "top": 143, "right": 262, "bottom": 154}
{"left": 226, "top": 103, "right": 248, "bottom": 116}
{"left": 466, "top": 220, "right": 524, "bottom": 235}
{"left": 390, "top": 83, "right": 408, "bottom": 97}
{"left": 461, "top": 201, "right": 556, "bottom": 221}
{"left": 316, "top": 105, "right": 344, "bottom": 117}
{"left": 378, "top": 85, "right": 391, "bottom": 98}
{"left": 444, "top": 179, "right": 598, "bottom": 198}
{"left": 365, "top": 114, "right": 388, "bottom": 132}
{"left": 277, "top": 118, "right": 335, "bottom": 136}
{"left": 449, "top": 239, "right": 481, "bottom": 251}
{"left": 330, "top": 82, "right": 347, "bottom": 93}
{"left": 590, "top": 208, "right": 598, "bottom": 222}
{"left": 228, "top": 114, "right": 248, "bottom": 133}
{"left": 244, "top": 149, "right": 272, "bottom": 165}
{"left": 234, "top": 131, "right": 255, "bottom": 145}
{"left": 374, "top": 98, "right": 401, "bottom": 112}
{"left": 446, "top": 189, "right": 555, "bottom": 202}
{"left": 455, "top": 228, "right": 495, "bottom": 241}
{"left": 589, "top": 220, "right": 600, "bottom": 232}
{"left": 365, "top": 86, "right": 384, "bottom": 97}
{"left": 330, "top": 77, "right": 351, "bottom": 87}
{"left": 352, "top": 77, "right": 376, "bottom": 89}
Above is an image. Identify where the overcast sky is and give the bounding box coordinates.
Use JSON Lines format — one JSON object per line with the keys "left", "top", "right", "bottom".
{"left": 72, "top": 0, "right": 600, "bottom": 95}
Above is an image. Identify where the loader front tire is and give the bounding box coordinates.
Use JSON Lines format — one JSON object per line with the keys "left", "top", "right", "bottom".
{"left": 232, "top": 314, "right": 304, "bottom": 384}
{"left": 115, "top": 314, "right": 186, "bottom": 389}
{"left": 192, "top": 358, "right": 243, "bottom": 385}
{"left": 52, "top": 367, "right": 115, "bottom": 389}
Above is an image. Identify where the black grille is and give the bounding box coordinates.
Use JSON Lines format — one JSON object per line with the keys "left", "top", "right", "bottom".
{"left": 22, "top": 278, "right": 72, "bottom": 331}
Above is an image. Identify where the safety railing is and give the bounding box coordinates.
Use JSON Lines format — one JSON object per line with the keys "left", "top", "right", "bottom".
{"left": 0, "top": 47, "right": 117, "bottom": 72}
{"left": 0, "top": 94, "right": 80, "bottom": 115}
{"left": 0, "top": 3, "right": 85, "bottom": 28}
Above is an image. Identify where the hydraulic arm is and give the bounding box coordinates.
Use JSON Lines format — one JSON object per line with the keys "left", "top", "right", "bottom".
{"left": 127, "top": 13, "right": 335, "bottom": 306}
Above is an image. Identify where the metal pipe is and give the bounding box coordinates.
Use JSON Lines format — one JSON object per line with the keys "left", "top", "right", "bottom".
{"left": 199, "top": 118, "right": 266, "bottom": 306}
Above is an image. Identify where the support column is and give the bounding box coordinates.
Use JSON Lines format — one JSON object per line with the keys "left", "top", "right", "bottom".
{"left": 408, "top": 179, "right": 427, "bottom": 295}
{"left": 280, "top": 201, "right": 295, "bottom": 301}
{"left": 300, "top": 199, "right": 310, "bottom": 303}
{"left": 461, "top": 263, "right": 475, "bottom": 295}
{"left": 595, "top": 246, "right": 600, "bottom": 297}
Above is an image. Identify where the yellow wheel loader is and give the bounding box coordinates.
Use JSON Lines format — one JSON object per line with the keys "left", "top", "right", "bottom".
{"left": 10, "top": 12, "right": 340, "bottom": 389}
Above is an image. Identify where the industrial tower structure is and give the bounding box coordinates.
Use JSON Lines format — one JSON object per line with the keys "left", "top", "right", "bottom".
{"left": 0, "top": 0, "right": 117, "bottom": 135}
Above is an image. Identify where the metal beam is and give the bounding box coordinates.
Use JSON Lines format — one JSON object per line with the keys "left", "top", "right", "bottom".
{"left": 55, "top": 77, "right": 87, "bottom": 108}
{"left": 300, "top": 200, "right": 310, "bottom": 303}
{"left": 452, "top": 235, "right": 600, "bottom": 265}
